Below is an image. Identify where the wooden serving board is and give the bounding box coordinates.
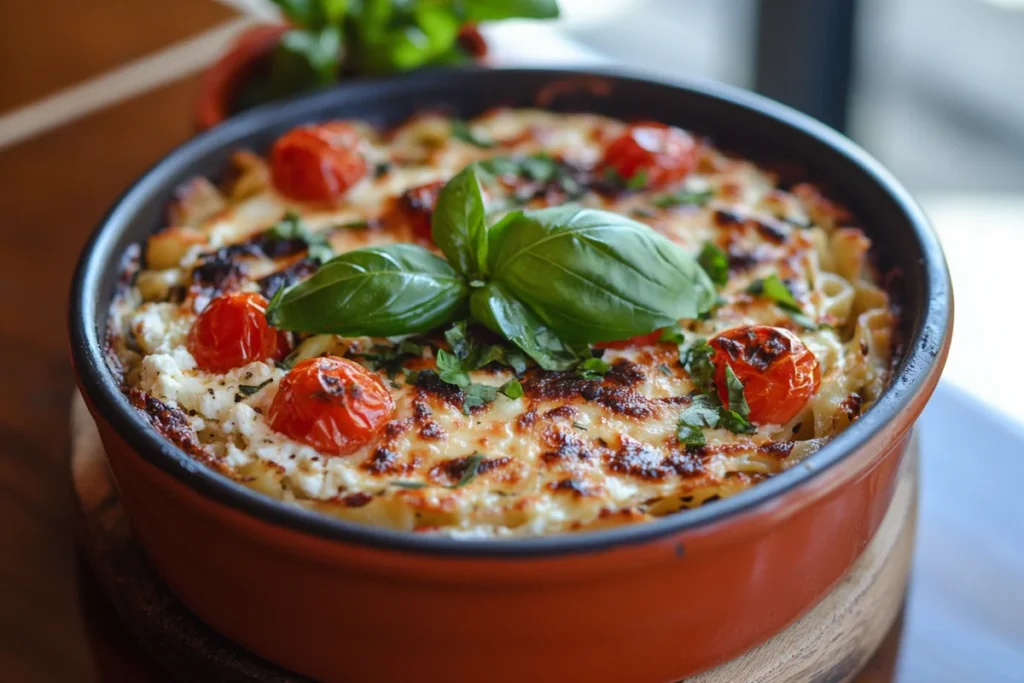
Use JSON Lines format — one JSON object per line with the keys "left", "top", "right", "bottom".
{"left": 71, "top": 391, "right": 915, "bottom": 683}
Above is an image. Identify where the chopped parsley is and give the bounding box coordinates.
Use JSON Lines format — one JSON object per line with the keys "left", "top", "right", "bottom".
{"left": 698, "top": 242, "right": 730, "bottom": 287}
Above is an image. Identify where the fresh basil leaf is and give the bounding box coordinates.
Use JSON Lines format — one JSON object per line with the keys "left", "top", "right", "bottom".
{"left": 237, "top": 378, "right": 273, "bottom": 397}
{"left": 444, "top": 320, "right": 472, "bottom": 359}
{"left": 652, "top": 189, "right": 714, "bottom": 209}
{"left": 451, "top": 120, "right": 496, "bottom": 148}
{"left": 718, "top": 408, "right": 756, "bottom": 435}
{"left": 578, "top": 357, "right": 611, "bottom": 381}
{"left": 266, "top": 244, "right": 468, "bottom": 337}
{"left": 432, "top": 166, "right": 488, "bottom": 278}
{"left": 450, "top": 453, "right": 485, "bottom": 488}
{"left": 463, "top": 384, "right": 498, "bottom": 414}
{"left": 658, "top": 323, "right": 686, "bottom": 344}
{"left": 392, "top": 480, "right": 427, "bottom": 490}
{"left": 681, "top": 340, "right": 716, "bottom": 393}
{"left": 683, "top": 393, "right": 721, "bottom": 428}
{"left": 462, "top": 0, "right": 560, "bottom": 20}
{"left": 698, "top": 242, "right": 729, "bottom": 287}
{"left": 723, "top": 364, "right": 751, "bottom": 418}
{"left": 499, "top": 378, "right": 524, "bottom": 399}
{"left": 469, "top": 281, "right": 579, "bottom": 371}
{"left": 749, "top": 274, "right": 801, "bottom": 312}
{"left": 658, "top": 363, "right": 673, "bottom": 376}
{"left": 676, "top": 423, "right": 705, "bottom": 447}
{"left": 486, "top": 206, "right": 717, "bottom": 344}
{"left": 435, "top": 348, "right": 471, "bottom": 388}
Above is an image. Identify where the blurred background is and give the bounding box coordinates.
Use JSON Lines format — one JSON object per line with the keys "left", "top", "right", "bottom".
{"left": 560, "top": 0, "right": 1024, "bottom": 194}
{"left": 0, "top": 1, "right": 1021, "bottom": 681}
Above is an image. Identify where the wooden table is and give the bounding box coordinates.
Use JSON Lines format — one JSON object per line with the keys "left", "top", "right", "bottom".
{"left": 0, "top": 2, "right": 1020, "bottom": 682}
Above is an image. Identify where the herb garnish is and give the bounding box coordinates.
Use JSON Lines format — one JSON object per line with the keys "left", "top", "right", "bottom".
{"left": 263, "top": 212, "right": 335, "bottom": 264}
{"left": 478, "top": 153, "right": 584, "bottom": 199}
{"left": 392, "top": 480, "right": 427, "bottom": 490}
{"left": 698, "top": 242, "right": 730, "bottom": 287}
{"left": 748, "top": 274, "right": 818, "bottom": 329}
{"left": 675, "top": 340, "right": 757, "bottom": 444}
{"left": 267, "top": 165, "right": 717, "bottom": 374}
{"left": 499, "top": 378, "right": 524, "bottom": 399}
{"left": 676, "top": 394, "right": 720, "bottom": 447}
{"left": 235, "top": 378, "right": 273, "bottom": 402}
{"left": 451, "top": 120, "right": 496, "bottom": 148}
{"left": 652, "top": 188, "right": 714, "bottom": 209}
{"left": 577, "top": 357, "right": 611, "bottom": 380}
{"left": 451, "top": 453, "right": 484, "bottom": 488}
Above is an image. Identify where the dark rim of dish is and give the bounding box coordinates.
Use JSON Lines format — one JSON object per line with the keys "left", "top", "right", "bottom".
{"left": 69, "top": 66, "right": 951, "bottom": 557}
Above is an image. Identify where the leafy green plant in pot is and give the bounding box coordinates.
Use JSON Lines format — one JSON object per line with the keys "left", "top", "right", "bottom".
{"left": 195, "top": 0, "right": 561, "bottom": 130}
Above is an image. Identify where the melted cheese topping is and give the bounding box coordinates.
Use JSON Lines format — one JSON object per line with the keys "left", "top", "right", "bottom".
{"left": 109, "top": 109, "right": 894, "bottom": 537}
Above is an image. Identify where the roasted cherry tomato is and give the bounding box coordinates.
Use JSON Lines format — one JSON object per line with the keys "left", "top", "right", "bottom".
{"left": 709, "top": 325, "right": 820, "bottom": 425}
{"left": 595, "top": 330, "right": 665, "bottom": 349}
{"left": 187, "top": 292, "right": 287, "bottom": 373}
{"left": 270, "top": 122, "right": 367, "bottom": 202}
{"left": 600, "top": 121, "right": 697, "bottom": 190}
{"left": 396, "top": 179, "right": 446, "bottom": 242}
{"left": 268, "top": 356, "right": 395, "bottom": 455}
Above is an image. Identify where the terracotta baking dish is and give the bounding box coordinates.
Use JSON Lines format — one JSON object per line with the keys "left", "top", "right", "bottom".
{"left": 68, "top": 68, "right": 952, "bottom": 683}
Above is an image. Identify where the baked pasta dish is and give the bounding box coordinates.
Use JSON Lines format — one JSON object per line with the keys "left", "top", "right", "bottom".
{"left": 107, "top": 109, "right": 895, "bottom": 538}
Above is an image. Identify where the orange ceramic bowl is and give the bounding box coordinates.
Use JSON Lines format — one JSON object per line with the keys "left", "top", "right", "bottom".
{"left": 69, "top": 68, "right": 952, "bottom": 682}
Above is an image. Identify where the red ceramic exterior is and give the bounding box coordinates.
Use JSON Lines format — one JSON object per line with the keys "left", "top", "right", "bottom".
{"left": 194, "top": 24, "right": 288, "bottom": 132}
{"left": 79, "top": 323, "right": 948, "bottom": 682}
{"left": 74, "top": 67, "right": 954, "bottom": 682}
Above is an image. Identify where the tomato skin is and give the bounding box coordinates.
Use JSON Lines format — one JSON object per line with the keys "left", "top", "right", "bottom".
{"left": 396, "top": 179, "right": 446, "bottom": 242}
{"left": 187, "top": 292, "right": 287, "bottom": 373}
{"left": 709, "top": 326, "right": 820, "bottom": 425}
{"left": 594, "top": 330, "right": 665, "bottom": 349}
{"left": 600, "top": 122, "right": 697, "bottom": 190}
{"left": 270, "top": 122, "right": 367, "bottom": 202}
{"left": 268, "top": 357, "right": 395, "bottom": 456}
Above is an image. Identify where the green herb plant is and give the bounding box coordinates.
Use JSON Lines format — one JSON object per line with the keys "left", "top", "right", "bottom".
{"left": 246, "top": 0, "right": 559, "bottom": 106}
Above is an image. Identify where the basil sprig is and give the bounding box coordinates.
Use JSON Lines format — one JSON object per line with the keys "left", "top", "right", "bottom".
{"left": 266, "top": 165, "right": 717, "bottom": 370}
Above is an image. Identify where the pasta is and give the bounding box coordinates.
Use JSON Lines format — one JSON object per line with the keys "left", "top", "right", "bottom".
{"left": 106, "top": 109, "right": 895, "bottom": 537}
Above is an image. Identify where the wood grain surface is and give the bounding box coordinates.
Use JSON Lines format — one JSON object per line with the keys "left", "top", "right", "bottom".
{"left": 69, "top": 392, "right": 916, "bottom": 683}
{"left": 0, "top": 1, "right": 1020, "bottom": 681}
